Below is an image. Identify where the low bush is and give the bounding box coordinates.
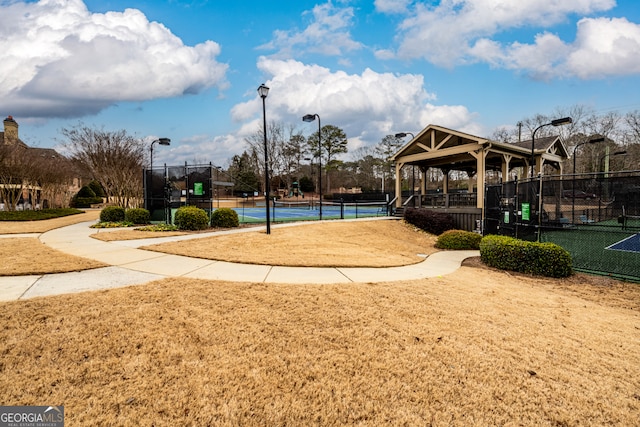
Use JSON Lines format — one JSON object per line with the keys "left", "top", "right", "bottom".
{"left": 404, "top": 208, "right": 455, "bottom": 235}
{"left": 174, "top": 206, "right": 209, "bottom": 231}
{"left": 71, "top": 185, "right": 102, "bottom": 208}
{"left": 211, "top": 208, "right": 239, "bottom": 228}
{"left": 435, "top": 229, "right": 482, "bottom": 250}
{"left": 124, "top": 208, "right": 150, "bottom": 225}
{"left": 71, "top": 197, "right": 103, "bottom": 208}
{"left": 479, "top": 235, "right": 573, "bottom": 278}
{"left": 100, "top": 206, "right": 125, "bottom": 223}
{"left": 136, "top": 224, "right": 180, "bottom": 232}
{"left": 90, "top": 221, "right": 134, "bottom": 229}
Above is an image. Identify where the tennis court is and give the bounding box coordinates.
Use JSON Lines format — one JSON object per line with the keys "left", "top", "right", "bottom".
{"left": 231, "top": 200, "right": 390, "bottom": 224}
{"left": 542, "top": 219, "right": 640, "bottom": 281}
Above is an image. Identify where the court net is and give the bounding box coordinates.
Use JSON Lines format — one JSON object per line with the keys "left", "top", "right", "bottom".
{"left": 273, "top": 200, "right": 312, "bottom": 210}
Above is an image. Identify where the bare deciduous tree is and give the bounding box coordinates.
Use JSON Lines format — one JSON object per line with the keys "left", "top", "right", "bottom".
{"left": 61, "top": 125, "right": 145, "bottom": 208}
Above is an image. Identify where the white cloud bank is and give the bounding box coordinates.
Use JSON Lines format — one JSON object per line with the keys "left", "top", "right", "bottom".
{"left": 384, "top": 0, "right": 640, "bottom": 80}
{"left": 231, "top": 57, "right": 480, "bottom": 153}
{"left": 0, "top": 0, "right": 228, "bottom": 118}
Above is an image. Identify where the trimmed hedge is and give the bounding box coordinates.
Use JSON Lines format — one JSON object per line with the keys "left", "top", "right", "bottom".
{"left": 77, "top": 185, "right": 96, "bottom": 198}
{"left": 479, "top": 235, "right": 573, "bottom": 278}
{"left": 174, "top": 206, "right": 209, "bottom": 231}
{"left": 100, "top": 206, "right": 126, "bottom": 223}
{"left": 435, "top": 229, "right": 482, "bottom": 250}
{"left": 124, "top": 208, "right": 150, "bottom": 225}
{"left": 404, "top": 208, "right": 455, "bottom": 235}
{"left": 71, "top": 185, "right": 102, "bottom": 208}
{"left": 71, "top": 197, "right": 103, "bottom": 208}
{"left": 211, "top": 208, "right": 239, "bottom": 228}
{"left": 88, "top": 180, "right": 106, "bottom": 198}
{"left": 0, "top": 208, "right": 83, "bottom": 221}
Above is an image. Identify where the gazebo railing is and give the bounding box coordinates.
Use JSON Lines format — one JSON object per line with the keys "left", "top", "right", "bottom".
{"left": 419, "top": 193, "right": 477, "bottom": 208}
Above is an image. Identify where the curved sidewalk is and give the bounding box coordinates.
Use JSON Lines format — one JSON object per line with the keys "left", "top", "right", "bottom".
{"left": 1, "top": 220, "right": 479, "bottom": 301}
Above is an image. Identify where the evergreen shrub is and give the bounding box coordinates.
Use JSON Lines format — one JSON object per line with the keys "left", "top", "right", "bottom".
{"left": 71, "top": 185, "right": 102, "bottom": 208}
{"left": 100, "top": 206, "right": 126, "bottom": 223}
{"left": 88, "top": 180, "right": 106, "bottom": 198}
{"left": 211, "top": 208, "right": 239, "bottom": 228}
{"left": 174, "top": 206, "right": 209, "bottom": 231}
{"left": 435, "top": 229, "right": 482, "bottom": 250}
{"left": 404, "top": 208, "right": 455, "bottom": 235}
{"left": 479, "top": 235, "right": 573, "bottom": 278}
{"left": 125, "top": 208, "right": 150, "bottom": 225}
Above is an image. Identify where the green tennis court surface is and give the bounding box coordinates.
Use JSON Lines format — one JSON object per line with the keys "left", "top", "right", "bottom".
{"left": 542, "top": 224, "right": 640, "bottom": 281}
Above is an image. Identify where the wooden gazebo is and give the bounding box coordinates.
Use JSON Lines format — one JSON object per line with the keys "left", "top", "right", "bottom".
{"left": 390, "top": 124, "right": 569, "bottom": 230}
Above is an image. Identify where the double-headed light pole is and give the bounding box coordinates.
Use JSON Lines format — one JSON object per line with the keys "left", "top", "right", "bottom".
{"left": 258, "top": 84, "right": 271, "bottom": 234}
{"left": 302, "top": 113, "right": 322, "bottom": 220}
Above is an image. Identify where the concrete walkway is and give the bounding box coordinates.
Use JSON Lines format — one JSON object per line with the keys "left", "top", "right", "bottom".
{"left": 1, "top": 219, "right": 479, "bottom": 301}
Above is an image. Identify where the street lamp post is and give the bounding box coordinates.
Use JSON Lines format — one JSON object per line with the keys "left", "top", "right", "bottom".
{"left": 303, "top": 113, "right": 322, "bottom": 220}
{"left": 571, "top": 136, "right": 604, "bottom": 223}
{"left": 148, "top": 138, "right": 170, "bottom": 211}
{"left": 258, "top": 84, "right": 270, "bottom": 234}
{"left": 530, "top": 117, "right": 573, "bottom": 179}
{"left": 530, "top": 117, "right": 572, "bottom": 242}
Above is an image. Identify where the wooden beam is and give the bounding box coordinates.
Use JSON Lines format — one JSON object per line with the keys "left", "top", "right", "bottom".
{"left": 396, "top": 142, "right": 483, "bottom": 163}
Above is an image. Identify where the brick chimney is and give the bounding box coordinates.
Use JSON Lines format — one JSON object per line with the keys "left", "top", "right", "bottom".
{"left": 3, "top": 116, "right": 18, "bottom": 145}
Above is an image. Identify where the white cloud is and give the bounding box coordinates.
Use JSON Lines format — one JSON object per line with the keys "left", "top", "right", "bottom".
{"left": 565, "top": 17, "right": 640, "bottom": 79}
{"left": 394, "top": 0, "right": 617, "bottom": 70}
{"left": 0, "top": 0, "right": 228, "bottom": 119}
{"left": 469, "top": 17, "right": 640, "bottom": 80}
{"left": 231, "top": 57, "right": 478, "bottom": 155}
{"left": 257, "top": 1, "right": 362, "bottom": 58}
{"left": 374, "top": 0, "right": 412, "bottom": 14}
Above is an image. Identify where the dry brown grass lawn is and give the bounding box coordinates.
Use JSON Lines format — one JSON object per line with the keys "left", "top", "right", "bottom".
{"left": 0, "top": 211, "right": 105, "bottom": 275}
{"left": 91, "top": 228, "right": 188, "bottom": 241}
{"left": 140, "top": 220, "right": 439, "bottom": 267}
{"left": 0, "top": 210, "right": 100, "bottom": 234}
{"left": 0, "top": 270, "right": 638, "bottom": 425}
{"left": 1, "top": 215, "right": 639, "bottom": 425}
{"left": 0, "top": 238, "right": 106, "bottom": 275}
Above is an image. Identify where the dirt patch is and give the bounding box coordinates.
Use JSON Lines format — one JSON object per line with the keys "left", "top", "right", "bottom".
{"left": 0, "top": 272, "right": 638, "bottom": 425}
{"left": 141, "top": 220, "right": 439, "bottom": 267}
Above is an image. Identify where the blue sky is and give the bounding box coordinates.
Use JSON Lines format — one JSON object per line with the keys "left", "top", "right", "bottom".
{"left": 1, "top": 0, "right": 640, "bottom": 167}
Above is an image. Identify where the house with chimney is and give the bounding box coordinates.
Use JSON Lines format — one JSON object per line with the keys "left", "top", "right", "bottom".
{"left": 0, "top": 115, "right": 83, "bottom": 210}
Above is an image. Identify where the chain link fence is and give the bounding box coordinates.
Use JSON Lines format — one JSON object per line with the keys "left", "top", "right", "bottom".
{"left": 485, "top": 171, "right": 640, "bottom": 281}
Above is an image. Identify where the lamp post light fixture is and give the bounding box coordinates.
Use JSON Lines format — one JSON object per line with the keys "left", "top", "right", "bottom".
{"left": 258, "top": 83, "right": 270, "bottom": 234}
{"left": 530, "top": 117, "right": 572, "bottom": 179}
{"left": 394, "top": 132, "right": 414, "bottom": 139}
{"left": 303, "top": 113, "right": 322, "bottom": 220}
{"left": 148, "top": 137, "right": 170, "bottom": 211}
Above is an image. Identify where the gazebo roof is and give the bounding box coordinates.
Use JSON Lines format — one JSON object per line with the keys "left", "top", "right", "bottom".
{"left": 390, "top": 124, "right": 568, "bottom": 173}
